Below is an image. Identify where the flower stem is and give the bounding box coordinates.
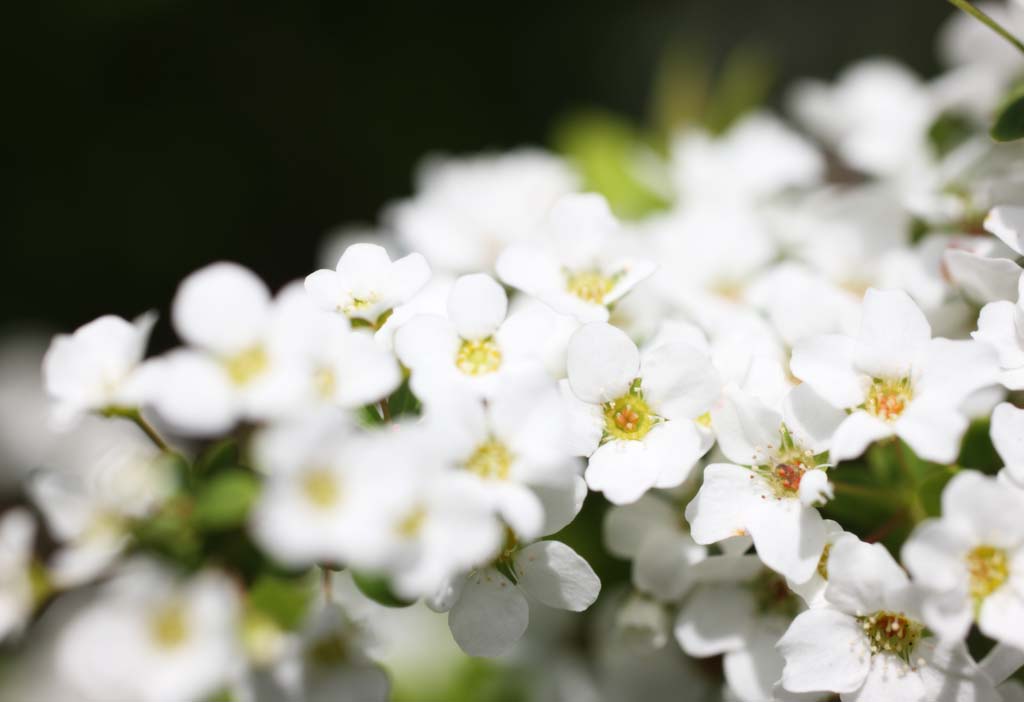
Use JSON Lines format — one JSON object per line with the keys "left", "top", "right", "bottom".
{"left": 103, "top": 406, "right": 171, "bottom": 452}
{"left": 947, "top": 0, "right": 1024, "bottom": 57}
{"left": 831, "top": 481, "right": 902, "bottom": 501}
{"left": 379, "top": 398, "right": 391, "bottom": 422}
{"left": 981, "top": 642, "right": 1024, "bottom": 685}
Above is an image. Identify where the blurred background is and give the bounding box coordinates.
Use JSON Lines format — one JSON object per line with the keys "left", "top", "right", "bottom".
{"left": 3, "top": 0, "right": 954, "bottom": 344}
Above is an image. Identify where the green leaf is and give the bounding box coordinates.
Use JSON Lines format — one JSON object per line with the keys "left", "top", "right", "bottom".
{"left": 194, "top": 469, "right": 260, "bottom": 531}
{"left": 387, "top": 379, "right": 422, "bottom": 419}
{"left": 552, "top": 110, "right": 671, "bottom": 220}
{"left": 927, "top": 112, "right": 976, "bottom": 158}
{"left": 248, "top": 573, "right": 315, "bottom": 630}
{"left": 991, "top": 89, "right": 1024, "bottom": 142}
{"left": 351, "top": 570, "right": 416, "bottom": 608}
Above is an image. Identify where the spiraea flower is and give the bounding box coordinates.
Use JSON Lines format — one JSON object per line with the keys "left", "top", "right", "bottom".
{"left": 686, "top": 384, "right": 845, "bottom": 582}
{"left": 56, "top": 560, "right": 241, "bottom": 702}
{"left": 42, "top": 311, "right": 156, "bottom": 426}
{"left": 496, "top": 193, "right": 656, "bottom": 322}
{"left": 902, "top": 471, "right": 1024, "bottom": 649}
{"left": 791, "top": 288, "right": 999, "bottom": 464}
{"left": 778, "top": 536, "right": 998, "bottom": 701}
{"left": 304, "top": 242, "right": 431, "bottom": 330}
{"left": 0, "top": 509, "right": 36, "bottom": 641}
{"left": 563, "top": 321, "right": 720, "bottom": 504}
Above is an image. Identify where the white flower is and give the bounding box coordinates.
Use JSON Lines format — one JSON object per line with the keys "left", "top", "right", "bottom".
{"left": 496, "top": 193, "right": 655, "bottom": 322}
{"left": 787, "top": 519, "right": 848, "bottom": 609}
{"left": 902, "top": 471, "right": 1024, "bottom": 649}
{"left": 429, "top": 539, "right": 600, "bottom": 657}
{"left": 150, "top": 263, "right": 399, "bottom": 436}
{"left": 668, "top": 111, "right": 823, "bottom": 205}
{"left": 788, "top": 58, "right": 935, "bottom": 178}
{"left": 388, "top": 149, "right": 579, "bottom": 274}
{"left": 563, "top": 322, "right": 719, "bottom": 504}
{"left": 604, "top": 494, "right": 706, "bottom": 602}
{"left": 394, "top": 273, "right": 553, "bottom": 400}
{"left": 0, "top": 509, "right": 35, "bottom": 641}
{"left": 991, "top": 402, "right": 1024, "bottom": 487}
{"left": 791, "top": 288, "right": 999, "bottom": 464}
{"left": 778, "top": 536, "right": 997, "bottom": 701}
{"left": 56, "top": 560, "right": 241, "bottom": 702}
{"left": 686, "top": 384, "right": 844, "bottom": 582}
{"left": 42, "top": 312, "right": 156, "bottom": 426}
{"left": 975, "top": 273, "right": 1024, "bottom": 391}
{"left": 419, "top": 368, "right": 584, "bottom": 540}
{"left": 304, "top": 242, "right": 430, "bottom": 328}
{"left": 249, "top": 414, "right": 406, "bottom": 570}
{"left": 674, "top": 554, "right": 802, "bottom": 702}
{"left": 27, "top": 417, "right": 174, "bottom": 587}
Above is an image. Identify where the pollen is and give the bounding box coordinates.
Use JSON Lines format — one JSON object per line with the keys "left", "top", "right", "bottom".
{"left": 301, "top": 469, "right": 340, "bottom": 509}
{"left": 313, "top": 367, "right": 336, "bottom": 399}
{"left": 603, "top": 389, "right": 656, "bottom": 441}
{"left": 864, "top": 377, "right": 913, "bottom": 421}
{"left": 224, "top": 345, "right": 269, "bottom": 386}
{"left": 816, "top": 543, "right": 832, "bottom": 580}
{"left": 566, "top": 270, "right": 614, "bottom": 304}
{"left": 455, "top": 337, "right": 502, "bottom": 375}
{"left": 149, "top": 601, "right": 188, "bottom": 649}
{"left": 774, "top": 463, "right": 805, "bottom": 493}
{"left": 465, "top": 439, "right": 513, "bottom": 480}
{"left": 967, "top": 545, "right": 1009, "bottom": 607}
{"left": 396, "top": 506, "right": 427, "bottom": 538}
{"left": 858, "top": 611, "right": 923, "bottom": 662}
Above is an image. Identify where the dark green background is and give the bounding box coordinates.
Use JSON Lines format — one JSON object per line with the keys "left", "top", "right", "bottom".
{"left": 3, "top": 1, "right": 952, "bottom": 344}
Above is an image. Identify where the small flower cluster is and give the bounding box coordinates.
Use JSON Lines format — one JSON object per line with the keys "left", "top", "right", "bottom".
{"left": 6, "top": 4, "right": 1024, "bottom": 701}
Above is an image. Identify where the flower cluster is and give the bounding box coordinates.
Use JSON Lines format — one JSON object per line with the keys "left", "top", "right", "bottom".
{"left": 6, "top": 4, "right": 1024, "bottom": 702}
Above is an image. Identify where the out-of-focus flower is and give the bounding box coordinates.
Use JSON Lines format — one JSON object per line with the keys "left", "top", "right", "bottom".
{"left": 304, "top": 242, "right": 430, "bottom": 328}
{"left": 0, "top": 508, "right": 36, "bottom": 641}
{"left": 56, "top": 560, "right": 242, "bottom": 702}
{"left": 496, "top": 193, "right": 655, "bottom": 322}
{"left": 42, "top": 312, "right": 156, "bottom": 426}
{"left": 388, "top": 149, "right": 579, "bottom": 274}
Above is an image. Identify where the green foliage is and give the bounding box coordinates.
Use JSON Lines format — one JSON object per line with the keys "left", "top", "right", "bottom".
{"left": 552, "top": 110, "right": 671, "bottom": 220}
{"left": 388, "top": 378, "right": 422, "bottom": 418}
{"left": 351, "top": 571, "right": 416, "bottom": 608}
{"left": 991, "top": 88, "right": 1024, "bottom": 142}
{"left": 248, "top": 573, "right": 315, "bottom": 631}
{"left": 194, "top": 439, "right": 241, "bottom": 478}
{"left": 927, "top": 112, "right": 976, "bottom": 157}
{"left": 194, "top": 469, "right": 261, "bottom": 532}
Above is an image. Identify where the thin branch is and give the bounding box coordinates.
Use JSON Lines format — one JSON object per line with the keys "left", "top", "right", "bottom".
{"left": 947, "top": 0, "right": 1024, "bottom": 56}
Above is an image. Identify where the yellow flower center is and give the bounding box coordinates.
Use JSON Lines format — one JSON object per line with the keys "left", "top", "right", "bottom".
{"left": 566, "top": 270, "right": 615, "bottom": 304}
{"left": 603, "top": 388, "right": 656, "bottom": 441}
{"left": 858, "top": 611, "right": 923, "bottom": 661}
{"left": 864, "top": 377, "right": 912, "bottom": 421}
{"left": 313, "top": 367, "right": 336, "bottom": 399}
{"left": 396, "top": 506, "right": 427, "bottom": 538}
{"left": 465, "top": 439, "right": 513, "bottom": 480}
{"left": 455, "top": 338, "right": 502, "bottom": 375}
{"left": 150, "top": 602, "right": 188, "bottom": 649}
{"left": 224, "top": 346, "right": 269, "bottom": 386}
{"left": 301, "top": 469, "right": 340, "bottom": 509}
{"left": 967, "top": 545, "right": 1009, "bottom": 608}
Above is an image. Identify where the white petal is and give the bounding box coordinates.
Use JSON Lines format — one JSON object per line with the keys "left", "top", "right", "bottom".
{"left": 304, "top": 269, "right": 345, "bottom": 312}
{"left": 674, "top": 584, "right": 756, "bottom": 657}
{"left": 172, "top": 262, "right": 270, "bottom": 355}
{"left": 567, "top": 323, "right": 640, "bottom": 404}
{"left": 648, "top": 420, "right": 708, "bottom": 489}
{"left": 854, "top": 288, "right": 931, "bottom": 379}
{"left": 685, "top": 463, "right": 761, "bottom": 546}
{"left": 825, "top": 535, "right": 908, "bottom": 615}
{"left": 723, "top": 623, "right": 786, "bottom": 702}
{"left": 514, "top": 540, "right": 600, "bottom": 611}
{"left": 894, "top": 402, "right": 968, "bottom": 465}
{"left": 790, "top": 334, "right": 863, "bottom": 408}
{"left": 534, "top": 476, "right": 588, "bottom": 537}
{"left": 332, "top": 332, "right": 401, "bottom": 408}
{"left": 901, "top": 520, "right": 971, "bottom": 593}
{"left": 494, "top": 483, "right": 545, "bottom": 540}
{"left": 392, "top": 314, "right": 460, "bottom": 370}
{"left": 711, "top": 389, "right": 783, "bottom": 466}
{"left": 147, "top": 350, "right": 238, "bottom": 436}
{"left": 992, "top": 402, "right": 1024, "bottom": 468}
{"left": 585, "top": 439, "right": 661, "bottom": 505}
{"left": 783, "top": 383, "right": 847, "bottom": 455}
{"left": 778, "top": 608, "right": 870, "bottom": 694}
{"left": 915, "top": 339, "right": 999, "bottom": 407}
{"left": 495, "top": 245, "right": 563, "bottom": 297}
{"left": 829, "top": 411, "right": 893, "bottom": 463}
{"left": 640, "top": 340, "right": 721, "bottom": 420}
{"left": 388, "top": 252, "right": 432, "bottom": 303}
{"left": 603, "top": 493, "right": 678, "bottom": 559}
{"left": 986, "top": 206, "right": 1024, "bottom": 256}
{"left": 746, "top": 495, "right": 825, "bottom": 583}
{"left": 425, "top": 574, "right": 466, "bottom": 613}
{"left": 797, "top": 469, "right": 833, "bottom": 508}
{"left": 633, "top": 528, "right": 705, "bottom": 601}
{"left": 448, "top": 568, "right": 529, "bottom": 657}
{"left": 448, "top": 274, "right": 508, "bottom": 341}
{"left": 943, "top": 249, "right": 1022, "bottom": 304}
